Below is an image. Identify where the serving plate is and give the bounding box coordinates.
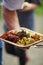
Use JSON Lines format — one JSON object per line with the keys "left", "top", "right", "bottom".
{"left": 0, "top": 27, "right": 43, "bottom": 48}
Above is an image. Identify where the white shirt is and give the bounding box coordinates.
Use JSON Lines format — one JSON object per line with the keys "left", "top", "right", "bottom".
{"left": 3, "top": 0, "right": 25, "bottom": 10}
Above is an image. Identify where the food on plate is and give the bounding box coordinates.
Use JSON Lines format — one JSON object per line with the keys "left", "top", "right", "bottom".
{"left": 0, "top": 29, "right": 41, "bottom": 46}
{"left": 0, "top": 31, "right": 20, "bottom": 43}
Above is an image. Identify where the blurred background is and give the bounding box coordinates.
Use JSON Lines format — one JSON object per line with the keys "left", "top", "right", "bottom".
{"left": 0, "top": 0, "right": 43, "bottom": 65}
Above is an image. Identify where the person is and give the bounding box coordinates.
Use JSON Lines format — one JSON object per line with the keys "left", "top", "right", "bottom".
{"left": 0, "top": 1, "right": 3, "bottom": 65}
{"left": 17, "top": 0, "right": 40, "bottom": 63}
{"left": 3, "top": 0, "right": 27, "bottom": 65}
{"left": 2, "top": 0, "right": 40, "bottom": 65}
{"left": 0, "top": 40, "right": 2, "bottom": 65}
{"left": 17, "top": 0, "right": 40, "bottom": 30}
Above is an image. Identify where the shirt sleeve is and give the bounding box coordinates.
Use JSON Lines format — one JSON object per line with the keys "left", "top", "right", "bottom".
{"left": 3, "top": 0, "right": 25, "bottom": 11}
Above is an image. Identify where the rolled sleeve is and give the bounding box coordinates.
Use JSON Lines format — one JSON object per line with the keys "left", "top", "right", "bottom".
{"left": 3, "top": 0, "right": 25, "bottom": 11}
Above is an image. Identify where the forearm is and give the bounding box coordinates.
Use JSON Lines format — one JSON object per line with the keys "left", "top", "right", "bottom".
{"left": 24, "top": 3, "right": 38, "bottom": 11}
{"left": 20, "top": 2, "right": 38, "bottom": 12}
{"left": 3, "top": 6, "right": 20, "bottom": 31}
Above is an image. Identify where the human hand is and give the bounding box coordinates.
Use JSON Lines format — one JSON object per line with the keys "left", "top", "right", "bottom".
{"left": 19, "top": 2, "right": 32, "bottom": 12}
{"left": 22, "top": 2, "right": 29, "bottom": 8}
{"left": 19, "top": 2, "right": 37, "bottom": 12}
